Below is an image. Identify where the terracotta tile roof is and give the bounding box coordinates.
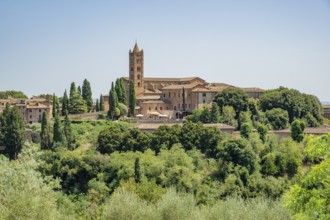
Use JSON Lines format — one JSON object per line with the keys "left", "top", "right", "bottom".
{"left": 191, "top": 87, "right": 210, "bottom": 92}
{"left": 122, "top": 76, "right": 205, "bottom": 83}
{"left": 162, "top": 83, "right": 200, "bottom": 90}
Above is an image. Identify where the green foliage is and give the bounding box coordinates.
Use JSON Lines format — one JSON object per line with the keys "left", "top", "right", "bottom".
{"left": 134, "top": 157, "right": 141, "bottom": 183}
{"left": 222, "top": 106, "right": 238, "bottom": 127}
{"left": 152, "top": 124, "right": 181, "bottom": 152}
{"left": 285, "top": 134, "right": 330, "bottom": 219}
{"left": 69, "top": 90, "right": 87, "bottom": 114}
{"left": 97, "top": 124, "right": 124, "bottom": 154}
{"left": 0, "top": 105, "right": 25, "bottom": 160}
{"left": 53, "top": 114, "right": 65, "bottom": 147}
{"left": 95, "top": 99, "right": 99, "bottom": 112}
{"left": 0, "top": 90, "right": 27, "bottom": 99}
{"left": 99, "top": 94, "right": 104, "bottom": 111}
{"left": 210, "top": 102, "right": 221, "bottom": 123}
{"left": 214, "top": 87, "right": 249, "bottom": 118}
{"left": 185, "top": 108, "right": 202, "bottom": 123}
{"left": 61, "top": 90, "right": 69, "bottom": 116}
{"left": 200, "top": 107, "right": 211, "bottom": 123}
{"left": 40, "top": 111, "right": 51, "bottom": 150}
{"left": 108, "top": 82, "right": 119, "bottom": 119}
{"left": 64, "top": 111, "right": 76, "bottom": 150}
{"left": 180, "top": 121, "right": 203, "bottom": 150}
{"left": 52, "top": 94, "right": 60, "bottom": 117}
{"left": 118, "top": 103, "right": 128, "bottom": 116}
{"left": 257, "top": 124, "right": 268, "bottom": 143}
{"left": 115, "top": 78, "right": 127, "bottom": 104}
{"left": 240, "top": 122, "right": 253, "bottom": 139}
{"left": 129, "top": 80, "right": 136, "bottom": 116}
{"left": 291, "top": 119, "right": 305, "bottom": 142}
{"left": 217, "top": 138, "right": 258, "bottom": 174}
{"left": 259, "top": 87, "right": 323, "bottom": 124}
{"left": 265, "top": 108, "right": 289, "bottom": 130}
{"left": 82, "top": 79, "right": 93, "bottom": 112}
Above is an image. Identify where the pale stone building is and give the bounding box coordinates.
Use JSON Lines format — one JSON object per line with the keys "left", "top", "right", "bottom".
{"left": 0, "top": 96, "right": 52, "bottom": 124}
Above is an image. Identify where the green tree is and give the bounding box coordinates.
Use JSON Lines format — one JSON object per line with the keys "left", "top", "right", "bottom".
{"left": 291, "top": 119, "right": 305, "bottom": 143}
{"left": 53, "top": 114, "right": 65, "bottom": 147}
{"left": 265, "top": 108, "right": 289, "bottom": 130}
{"left": 69, "top": 91, "right": 87, "bottom": 114}
{"left": 240, "top": 122, "right": 253, "bottom": 139}
{"left": 200, "top": 107, "right": 211, "bottom": 123}
{"left": 152, "top": 124, "right": 181, "bottom": 153}
{"left": 61, "top": 90, "right": 69, "bottom": 116}
{"left": 82, "top": 79, "right": 93, "bottom": 112}
{"left": 214, "top": 88, "right": 249, "bottom": 118}
{"left": 108, "top": 82, "right": 119, "bottom": 119}
{"left": 0, "top": 105, "right": 25, "bottom": 160}
{"left": 257, "top": 124, "right": 268, "bottom": 143}
{"left": 200, "top": 126, "right": 222, "bottom": 158}
{"left": 69, "top": 82, "right": 76, "bottom": 101}
{"left": 52, "top": 94, "right": 60, "bottom": 117}
{"left": 118, "top": 103, "right": 128, "bottom": 116}
{"left": 217, "top": 138, "right": 258, "bottom": 174}
{"left": 77, "top": 85, "right": 82, "bottom": 95}
{"left": 119, "top": 78, "right": 127, "bottom": 104}
{"left": 97, "top": 124, "right": 124, "bottom": 154}
{"left": 0, "top": 90, "right": 28, "bottom": 99}
{"left": 63, "top": 111, "right": 75, "bottom": 150}
{"left": 95, "top": 99, "right": 99, "bottom": 112}
{"left": 129, "top": 80, "right": 136, "bottom": 117}
{"left": 285, "top": 134, "right": 330, "bottom": 219}
{"left": 210, "top": 102, "right": 220, "bottom": 123}
{"left": 40, "top": 111, "right": 51, "bottom": 150}
{"left": 222, "top": 106, "right": 238, "bottom": 127}
{"left": 134, "top": 157, "right": 141, "bottom": 183}
{"left": 180, "top": 121, "right": 203, "bottom": 150}
{"left": 99, "top": 94, "right": 104, "bottom": 111}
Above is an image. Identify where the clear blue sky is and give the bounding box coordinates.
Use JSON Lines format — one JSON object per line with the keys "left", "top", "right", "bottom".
{"left": 1, "top": 0, "right": 329, "bottom": 101}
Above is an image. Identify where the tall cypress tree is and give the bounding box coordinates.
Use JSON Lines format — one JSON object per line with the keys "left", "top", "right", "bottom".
{"left": 63, "top": 110, "right": 75, "bottom": 150}
{"left": 95, "top": 99, "right": 99, "bottom": 112}
{"left": 40, "top": 111, "right": 51, "bottom": 150}
{"left": 69, "top": 91, "right": 87, "bottom": 114}
{"left": 52, "top": 94, "right": 57, "bottom": 118}
{"left": 77, "top": 86, "right": 82, "bottom": 95}
{"left": 115, "top": 78, "right": 122, "bottom": 102}
{"left": 69, "top": 82, "right": 76, "bottom": 113}
{"left": 82, "top": 79, "right": 93, "bottom": 112}
{"left": 120, "top": 78, "right": 127, "bottom": 104}
{"left": 62, "top": 90, "right": 69, "bottom": 116}
{"left": 129, "top": 80, "right": 136, "bottom": 117}
{"left": 0, "top": 105, "right": 25, "bottom": 160}
{"left": 134, "top": 157, "right": 141, "bottom": 183}
{"left": 53, "top": 114, "right": 65, "bottom": 147}
{"left": 99, "top": 94, "right": 104, "bottom": 111}
{"left": 108, "top": 82, "right": 119, "bottom": 120}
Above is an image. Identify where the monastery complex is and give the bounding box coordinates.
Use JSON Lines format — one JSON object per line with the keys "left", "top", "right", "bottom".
{"left": 114, "top": 43, "right": 265, "bottom": 118}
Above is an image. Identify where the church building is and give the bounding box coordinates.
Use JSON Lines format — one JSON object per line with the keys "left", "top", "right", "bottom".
{"left": 121, "top": 43, "right": 264, "bottom": 118}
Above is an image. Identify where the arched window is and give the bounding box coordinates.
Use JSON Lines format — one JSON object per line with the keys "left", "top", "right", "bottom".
{"left": 137, "top": 74, "right": 140, "bottom": 80}
{"left": 138, "top": 82, "right": 141, "bottom": 87}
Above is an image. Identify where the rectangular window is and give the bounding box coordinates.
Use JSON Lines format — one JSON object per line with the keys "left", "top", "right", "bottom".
{"left": 155, "top": 107, "right": 158, "bottom": 110}
{"left": 169, "top": 92, "right": 171, "bottom": 98}
{"left": 39, "top": 109, "right": 41, "bottom": 112}
{"left": 160, "top": 107, "right": 163, "bottom": 110}
{"left": 174, "top": 106, "right": 176, "bottom": 110}
{"left": 202, "top": 93, "right": 206, "bottom": 97}
{"left": 163, "top": 94, "right": 165, "bottom": 97}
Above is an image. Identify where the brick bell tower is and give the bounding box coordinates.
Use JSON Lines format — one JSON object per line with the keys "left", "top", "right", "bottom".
{"left": 129, "top": 42, "right": 144, "bottom": 97}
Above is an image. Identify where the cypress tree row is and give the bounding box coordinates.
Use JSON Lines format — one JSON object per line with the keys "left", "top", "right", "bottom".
{"left": 0, "top": 104, "right": 25, "bottom": 160}
{"left": 129, "top": 80, "right": 136, "bottom": 117}
{"left": 99, "top": 94, "right": 104, "bottom": 111}
{"left": 40, "top": 111, "right": 51, "bottom": 150}
{"left": 82, "top": 79, "right": 93, "bottom": 112}
{"left": 62, "top": 90, "right": 69, "bottom": 116}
